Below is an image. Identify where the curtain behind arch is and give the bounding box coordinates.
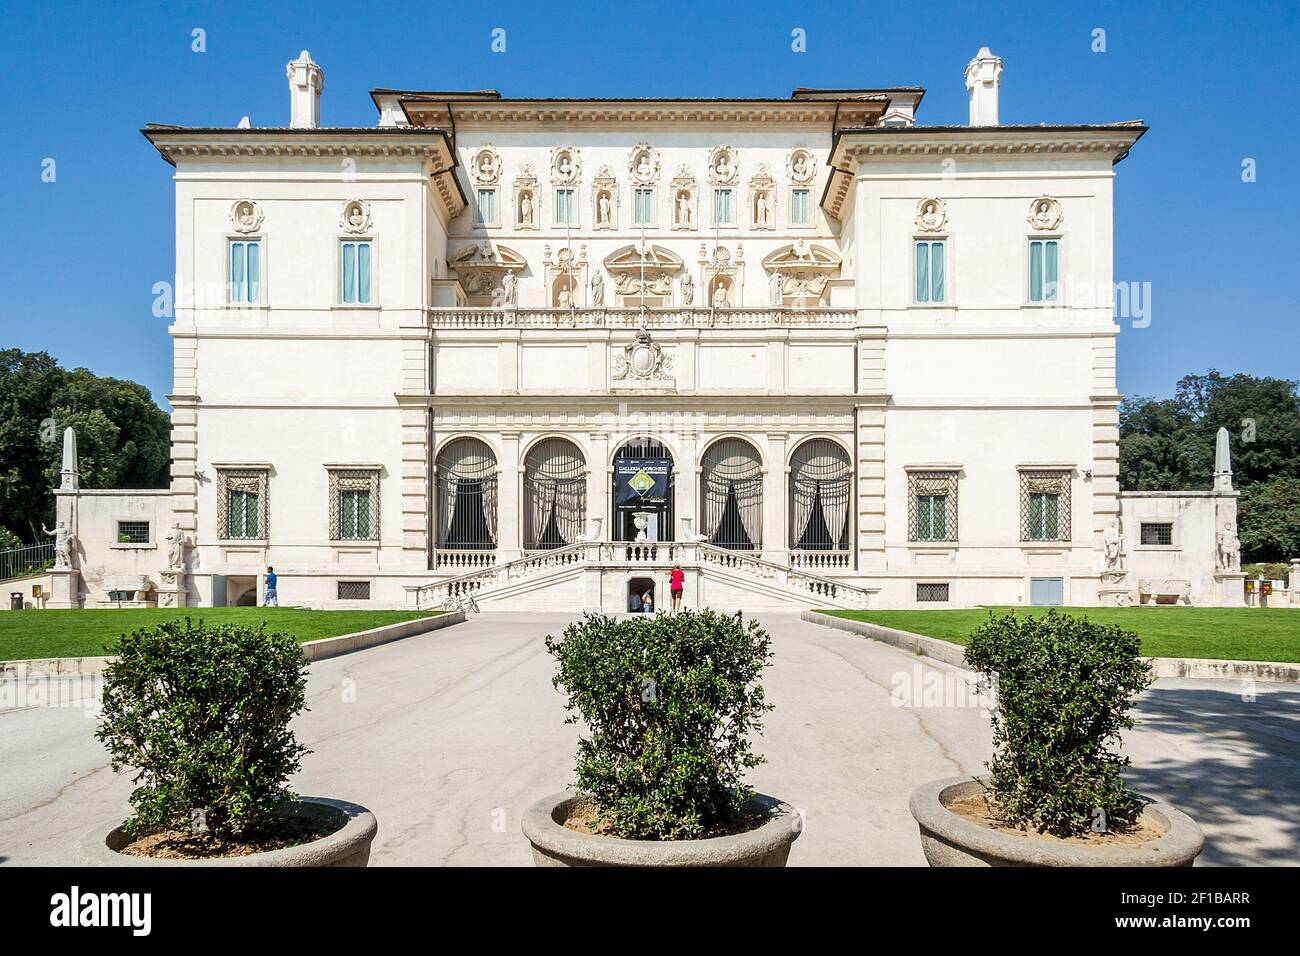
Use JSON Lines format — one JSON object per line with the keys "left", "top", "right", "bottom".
{"left": 524, "top": 438, "right": 586, "bottom": 549}
{"left": 789, "top": 439, "right": 851, "bottom": 550}
{"left": 436, "top": 438, "right": 498, "bottom": 549}
{"left": 700, "top": 439, "right": 763, "bottom": 550}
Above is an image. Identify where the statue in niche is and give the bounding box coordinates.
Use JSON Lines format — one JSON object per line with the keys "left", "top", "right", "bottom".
{"left": 346, "top": 204, "right": 366, "bottom": 231}
{"left": 590, "top": 272, "right": 605, "bottom": 307}
{"left": 1029, "top": 196, "right": 1062, "bottom": 230}
{"left": 712, "top": 282, "right": 729, "bottom": 308}
{"left": 636, "top": 153, "right": 653, "bottom": 180}
{"left": 478, "top": 153, "right": 496, "bottom": 180}
{"left": 557, "top": 153, "right": 573, "bottom": 179}
{"left": 680, "top": 272, "right": 694, "bottom": 306}
{"left": 792, "top": 153, "right": 810, "bottom": 180}
{"left": 676, "top": 191, "right": 691, "bottom": 225}
{"left": 598, "top": 192, "right": 611, "bottom": 224}
{"left": 756, "top": 192, "right": 772, "bottom": 226}
{"left": 917, "top": 199, "right": 945, "bottom": 232}
{"left": 501, "top": 271, "right": 518, "bottom": 307}
{"left": 519, "top": 192, "right": 534, "bottom": 225}
{"left": 558, "top": 283, "right": 573, "bottom": 308}
{"left": 715, "top": 153, "right": 732, "bottom": 180}
{"left": 768, "top": 271, "right": 783, "bottom": 305}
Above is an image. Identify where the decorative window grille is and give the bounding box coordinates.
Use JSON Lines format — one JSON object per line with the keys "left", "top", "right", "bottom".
{"left": 340, "top": 241, "right": 373, "bottom": 304}
{"left": 907, "top": 471, "right": 958, "bottom": 542}
{"left": 713, "top": 189, "right": 734, "bottom": 225}
{"left": 791, "top": 189, "right": 812, "bottom": 226}
{"left": 917, "top": 582, "right": 950, "bottom": 603}
{"left": 700, "top": 438, "right": 763, "bottom": 551}
{"left": 116, "top": 521, "right": 150, "bottom": 544}
{"left": 524, "top": 438, "right": 586, "bottom": 550}
{"left": 329, "top": 468, "right": 380, "bottom": 541}
{"left": 1019, "top": 470, "right": 1071, "bottom": 542}
{"left": 337, "top": 580, "right": 371, "bottom": 600}
{"left": 915, "top": 240, "right": 946, "bottom": 303}
{"left": 229, "top": 240, "right": 261, "bottom": 304}
{"left": 633, "top": 188, "right": 655, "bottom": 225}
{"left": 436, "top": 438, "right": 499, "bottom": 550}
{"left": 217, "top": 468, "right": 269, "bottom": 540}
{"left": 1028, "top": 238, "right": 1060, "bottom": 303}
{"left": 788, "top": 438, "right": 851, "bottom": 551}
{"left": 1140, "top": 522, "right": 1173, "bottom": 546}
{"left": 475, "top": 188, "right": 498, "bottom": 225}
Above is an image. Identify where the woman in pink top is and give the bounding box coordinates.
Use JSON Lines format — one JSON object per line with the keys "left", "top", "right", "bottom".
{"left": 668, "top": 564, "right": 685, "bottom": 612}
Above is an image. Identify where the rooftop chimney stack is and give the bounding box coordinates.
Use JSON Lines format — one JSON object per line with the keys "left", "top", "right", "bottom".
{"left": 287, "top": 50, "right": 324, "bottom": 129}
{"left": 964, "top": 46, "right": 1003, "bottom": 126}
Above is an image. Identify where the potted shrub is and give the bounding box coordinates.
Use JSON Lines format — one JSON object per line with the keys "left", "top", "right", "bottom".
{"left": 82, "top": 618, "right": 376, "bottom": 866}
{"left": 522, "top": 610, "right": 801, "bottom": 866}
{"left": 909, "top": 610, "right": 1203, "bottom": 867}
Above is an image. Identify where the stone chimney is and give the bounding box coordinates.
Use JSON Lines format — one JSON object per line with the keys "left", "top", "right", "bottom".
{"left": 964, "top": 47, "right": 1003, "bottom": 126}
{"left": 286, "top": 50, "right": 324, "bottom": 129}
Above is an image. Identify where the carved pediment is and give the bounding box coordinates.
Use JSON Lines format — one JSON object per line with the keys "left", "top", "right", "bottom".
{"left": 761, "top": 241, "right": 842, "bottom": 305}
{"left": 604, "top": 243, "right": 684, "bottom": 299}
{"left": 448, "top": 242, "right": 528, "bottom": 303}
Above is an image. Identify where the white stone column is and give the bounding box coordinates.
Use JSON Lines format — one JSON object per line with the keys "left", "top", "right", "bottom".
{"left": 676, "top": 431, "right": 699, "bottom": 543}
{"left": 587, "top": 431, "right": 610, "bottom": 539}
{"left": 762, "top": 431, "right": 788, "bottom": 565}
{"left": 497, "top": 431, "right": 523, "bottom": 562}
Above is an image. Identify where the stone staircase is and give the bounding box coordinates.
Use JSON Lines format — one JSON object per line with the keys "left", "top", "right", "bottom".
{"left": 410, "top": 541, "right": 875, "bottom": 612}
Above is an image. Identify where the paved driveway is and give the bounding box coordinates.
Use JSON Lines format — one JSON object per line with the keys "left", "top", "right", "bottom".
{"left": 1, "top": 613, "right": 1297, "bottom": 866}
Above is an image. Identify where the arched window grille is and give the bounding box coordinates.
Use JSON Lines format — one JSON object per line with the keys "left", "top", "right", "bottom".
{"left": 524, "top": 438, "right": 587, "bottom": 549}
{"left": 788, "top": 438, "right": 852, "bottom": 551}
{"left": 435, "top": 438, "right": 498, "bottom": 550}
{"left": 700, "top": 438, "right": 763, "bottom": 550}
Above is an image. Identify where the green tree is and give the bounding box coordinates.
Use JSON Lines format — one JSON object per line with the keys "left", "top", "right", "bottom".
{"left": 0, "top": 349, "right": 170, "bottom": 542}
{"left": 1238, "top": 478, "right": 1300, "bottom": 563}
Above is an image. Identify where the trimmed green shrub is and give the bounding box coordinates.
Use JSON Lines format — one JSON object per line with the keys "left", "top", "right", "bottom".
{"left": 964, "top": 609, "right": 1153, "bottom": 837}
{"left": 545, "top": 610, "right": 773, "bottom": 840}
{"left": 96, "top": 618, "right": 310, "bottom": 840}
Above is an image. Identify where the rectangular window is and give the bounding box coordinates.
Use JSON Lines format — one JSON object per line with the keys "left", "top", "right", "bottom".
{"left": 917, "top": 583, "right": 950, "bottom": 603}
{"left": 1019, "top": 469, "right": 1071, "bottom": 542}
{"left": 634, "top": 188, "right": 655, "bottom": 225}
{"left": 1140, "top": 522, "right": 1174, "bottom": 546}
{"left": 475, "top": 188, "right": 497, "bottom": 225}
{"left": 915, "top": 240, "right": 946, "bottom": 303}
{"left": 217, "top": 468, "right": 269, "bottom": 540}
{"left": 791, "top": 189, "right": 812, "bottom": 226}
{"left": 555, "top": 189, "right": 576, "bottom": 225}
{"left": 116, "top": 521, "right": 150, "bottom": 544}
{"left": 229, "top": 240, "right": 261, "bottom": 304}
{"left": 329, "top": 468, "right": 380, "bottom": 542}
{"left": 340, "top": 241, "right": 373, "bottom": 305}
{"left": 227, "top": 489, "right": 260, "bottom": 539}
{"left": 713, "top": 189, "right": 734, "bottom": 225}
{"left": 908, "top": 471, "right": 959, "bottom": 542}
{"left": 1028, "top": 238, "right": 1060, "bottom": 302}
{"left": 914, "top": 494, "right": 948, "bottom": 541}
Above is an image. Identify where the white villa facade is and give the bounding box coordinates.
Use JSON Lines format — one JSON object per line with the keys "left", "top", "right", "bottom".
{"left": 38, "top": 48, "right": 1247, "bottom": 613}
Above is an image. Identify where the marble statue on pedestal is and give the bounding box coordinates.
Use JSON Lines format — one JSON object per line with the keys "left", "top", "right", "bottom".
{"left": 43, "top": 520, "right": 75, "bottom": 569}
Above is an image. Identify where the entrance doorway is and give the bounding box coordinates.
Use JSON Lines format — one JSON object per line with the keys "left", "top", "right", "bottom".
{"left": 627, "top": 576, "right": 656, "bottom": 612}
{"left": 612, "top": 438, "right": 674, "bottom": 542}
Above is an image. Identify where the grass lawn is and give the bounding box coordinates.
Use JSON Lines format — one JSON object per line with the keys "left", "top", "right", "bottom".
{"left": 823, "top": 606, "right": 1300, "bottom": 663}
{"left": 0, "top": 607, "right": 442, "bottom": 661}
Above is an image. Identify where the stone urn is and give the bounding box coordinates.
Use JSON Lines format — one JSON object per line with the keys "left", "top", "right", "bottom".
{"left": 80, "top": 797, "right": 378, "bottom": 867}
{"left": 909, "top": 777, "right": 1203, "bottom": 868}
{"left": 522, "top": 790, "right": 801, "bottom": 867}
{"left": 632, "top": 511, "right": 653, "bottom": 542}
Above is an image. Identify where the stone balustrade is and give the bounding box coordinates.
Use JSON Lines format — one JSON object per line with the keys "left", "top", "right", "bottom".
{"left": 427, "top": 306, "right": 858, "bottom": 330}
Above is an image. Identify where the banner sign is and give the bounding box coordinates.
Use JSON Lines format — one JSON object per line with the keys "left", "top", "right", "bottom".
{"left": 614, "top": 458, "right": 670, "bottom": 507}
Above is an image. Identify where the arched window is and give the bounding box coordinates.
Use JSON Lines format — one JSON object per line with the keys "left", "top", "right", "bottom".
{"left": 700, "top": 438, "right": 763, "bottom": 550}
{"left": 789, "top": 438, "right": 851, "bottom": 551}
{"left": 435, "top": 438, "right": 498, "bottom": 550}
{"left": 524, "top": 438, "right": 586, "bottom": 549}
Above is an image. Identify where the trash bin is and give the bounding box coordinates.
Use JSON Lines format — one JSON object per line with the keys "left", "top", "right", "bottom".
{"left": 9, "top": 592, "right": 23, "bottom": 611}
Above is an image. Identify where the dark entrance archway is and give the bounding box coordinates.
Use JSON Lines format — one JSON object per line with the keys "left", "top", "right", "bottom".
{"left": 612, "top": 438, "right": 675, "bottom": 542}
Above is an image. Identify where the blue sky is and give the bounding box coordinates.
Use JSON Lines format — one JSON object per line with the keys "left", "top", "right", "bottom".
{"left": 2, "top": 0, "right": 1296, "bottom": 406}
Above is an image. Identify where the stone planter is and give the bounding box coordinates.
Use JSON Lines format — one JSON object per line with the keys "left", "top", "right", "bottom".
{"left": 910, "top": 777, "right": 1203, "bottom": 867}
{"left": 80, "top": 797, "right": 377, "bottom": 867}
{"left": 522, "top": 790, "right": 800, "bottom": 867}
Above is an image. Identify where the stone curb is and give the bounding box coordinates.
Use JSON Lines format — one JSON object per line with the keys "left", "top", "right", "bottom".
{"left": 0, "top": 610, "right": 465, "bottom": 676}
{"left": 802, "top": 609, "right": 1300, "bottom": 685}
